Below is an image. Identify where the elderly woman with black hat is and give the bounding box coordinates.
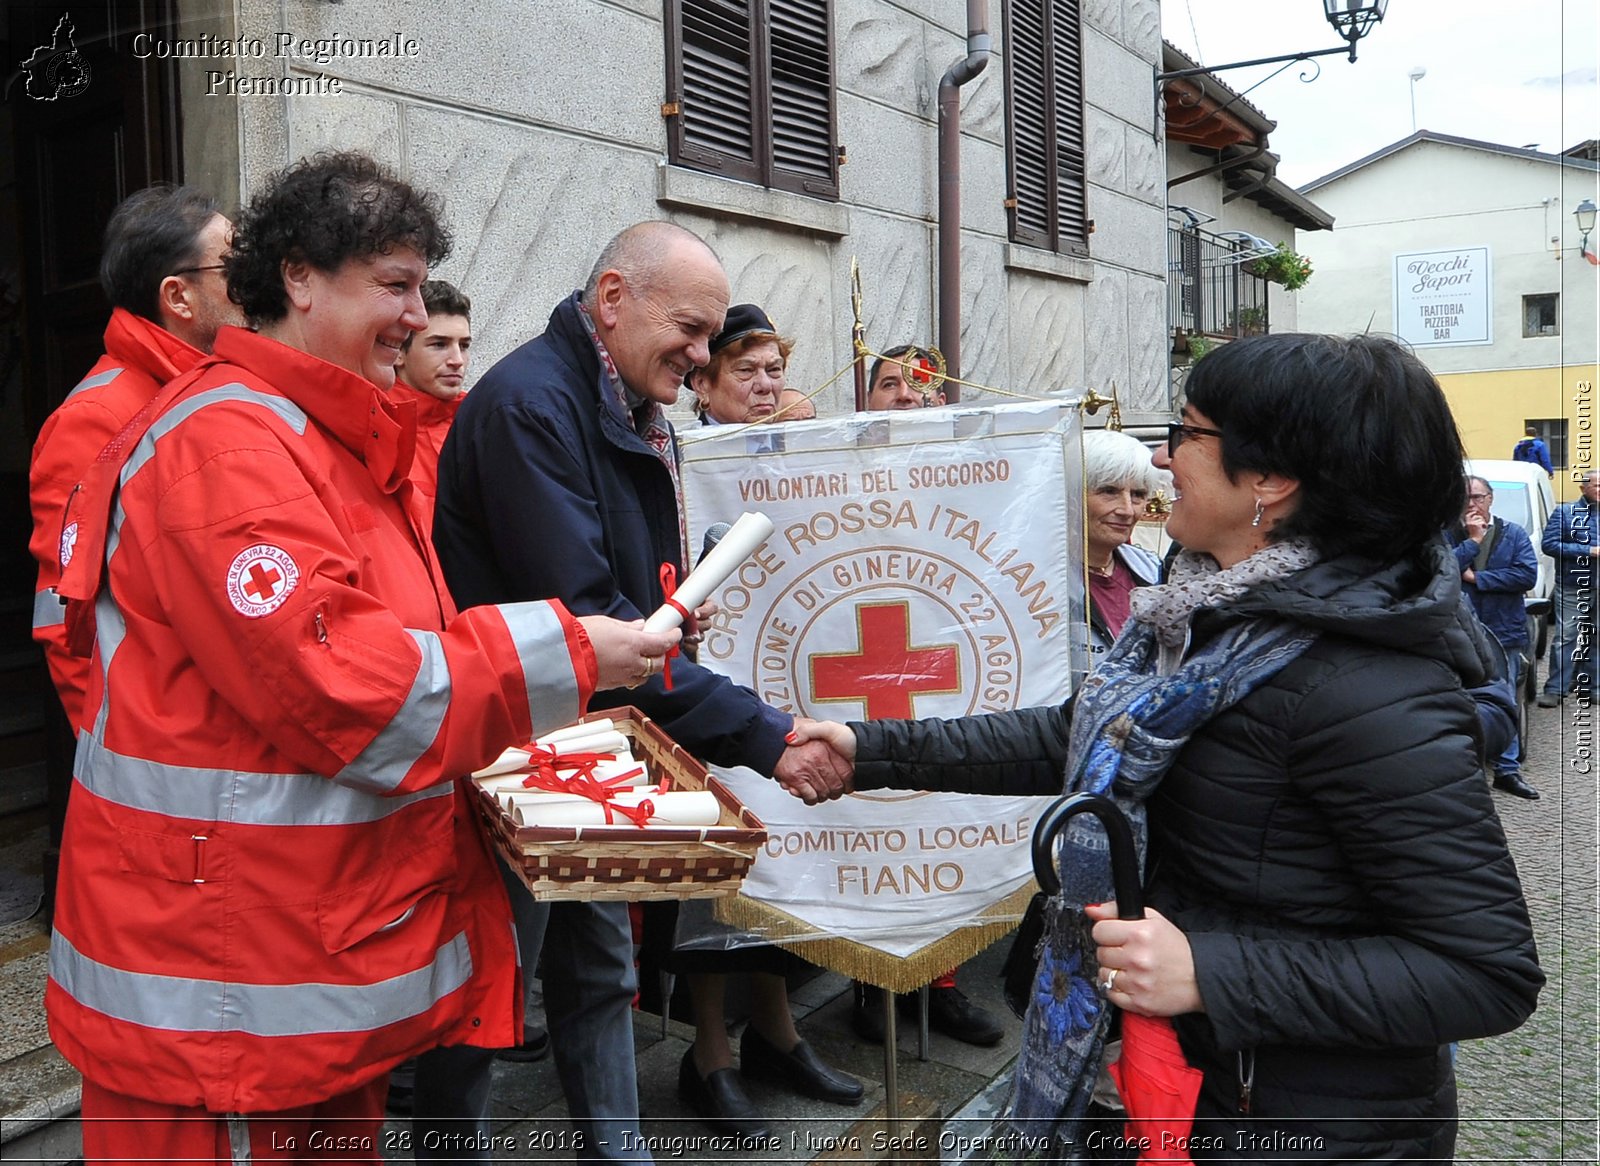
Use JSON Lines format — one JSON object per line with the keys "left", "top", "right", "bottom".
{"left": 688, "top": 302, "right": 812, "bottom": 426}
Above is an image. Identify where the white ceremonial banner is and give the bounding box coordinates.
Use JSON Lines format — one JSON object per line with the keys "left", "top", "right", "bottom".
{"left": 679, "top": 400, "right": 1086, "bottom": 980}
{"left": 1392, "top": 245, "right": 1493, "bottom": 348}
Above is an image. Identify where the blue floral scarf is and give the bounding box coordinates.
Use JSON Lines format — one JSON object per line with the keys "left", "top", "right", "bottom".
{"left": 1009, "top": 542, "right": 1320, "bottom": 1154}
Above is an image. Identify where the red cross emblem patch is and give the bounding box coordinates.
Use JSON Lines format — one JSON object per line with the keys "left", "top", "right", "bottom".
{"left": 226, "top": 544, "right": 300, "bottom": 618}
{"left": 58, "top": 521, "right": 79, "bottom": 568}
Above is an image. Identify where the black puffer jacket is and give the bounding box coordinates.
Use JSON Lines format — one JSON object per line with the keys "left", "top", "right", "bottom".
{"left": 853, "top": 546, "right": 1543, "bottom": 1162}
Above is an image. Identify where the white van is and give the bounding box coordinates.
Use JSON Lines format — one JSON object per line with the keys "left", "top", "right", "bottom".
{"left": 1464, "top": 458, "right": 1556, "bottom": 648}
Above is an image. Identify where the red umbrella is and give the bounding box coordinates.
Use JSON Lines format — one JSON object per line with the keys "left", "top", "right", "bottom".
{"left": 1108, "top": 1012, "right": 1203, "bottom": 1164}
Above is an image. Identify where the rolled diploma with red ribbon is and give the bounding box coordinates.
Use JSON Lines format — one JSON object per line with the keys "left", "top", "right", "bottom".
{"left": 642, "top": 511, "right": 775, "bottom": 633}
{"left": 537, "top": 719, "right": 617, "bottom": 746}
{"left": 476, "top": 758, "right": 651, "bottom": 797}
{"left": 472, "top": 731, "right": 632, "bottom": 779}
{"left": 507, "top": 789, "right": 721, "bottom": 828}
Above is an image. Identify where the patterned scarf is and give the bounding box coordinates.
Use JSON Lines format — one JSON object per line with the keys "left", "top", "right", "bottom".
{"left": 1009, "top": 540, "right": 1321, "bottom": 1153}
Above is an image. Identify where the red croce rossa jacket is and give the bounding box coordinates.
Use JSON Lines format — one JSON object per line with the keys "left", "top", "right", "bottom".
{"left": 46, "top": 325, "right": 595, "bottom": 1113}
{"left": 30, "top": 308, "right": 205, "bottom": 729}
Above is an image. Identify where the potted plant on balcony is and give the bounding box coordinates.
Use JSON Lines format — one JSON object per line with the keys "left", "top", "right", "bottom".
{"left": 1248, "top": 244, "right": 1314, "bottom": 291}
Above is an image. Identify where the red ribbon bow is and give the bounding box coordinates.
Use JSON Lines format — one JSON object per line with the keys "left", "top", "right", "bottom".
{"left": 656, "top": 562, "right": 699, "bottom": 691}
{"left": 516, "top": 747, "right": 657, "bottom": 827}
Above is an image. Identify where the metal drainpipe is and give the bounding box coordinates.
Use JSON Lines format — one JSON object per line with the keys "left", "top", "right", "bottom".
{"left": 937, "top": 0, "right": 990, "bottom": 403}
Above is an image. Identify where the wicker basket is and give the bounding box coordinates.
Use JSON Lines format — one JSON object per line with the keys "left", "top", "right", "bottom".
{"left": 474, "top": 707, "right": 767, "bottom": 901}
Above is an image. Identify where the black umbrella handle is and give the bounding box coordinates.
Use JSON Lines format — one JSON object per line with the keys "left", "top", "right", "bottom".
{"left": 1031, "top": 792, "right": 1145, "bottom": 920}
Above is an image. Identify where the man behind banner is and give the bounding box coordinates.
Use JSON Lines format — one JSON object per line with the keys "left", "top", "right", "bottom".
{"left": 850, "top": 342, "right": 1003, "bottom": 1048}
{"left": 433, "top": 220, "right": 850, "bottom": 1158}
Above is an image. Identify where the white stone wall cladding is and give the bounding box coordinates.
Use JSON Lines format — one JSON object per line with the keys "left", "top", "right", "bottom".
{"left": 1125, "top": 273, "right": 1168, "bottom": 411}
{"left": 1123, "top": 124, "right": 1163, "bottom": 204}
{"left": 274, "top": 0, "right": 663, "bottom": 150}
{"left": 954, "top": 239, "right": 1012, "bottom": 402}
{"left": 228, "top": 0, "right": 1166, "bottom": 416}
{"left": 1088, "top": 106, "right": 1129, "bottom": 195}
{"left": 1007, "top": 272, "right": 1089, "bottom": 394}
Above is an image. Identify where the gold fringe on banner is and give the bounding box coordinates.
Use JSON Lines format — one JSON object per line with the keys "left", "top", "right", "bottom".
{"left": 715, "top": 880, "right": 1041, "bottom": 994}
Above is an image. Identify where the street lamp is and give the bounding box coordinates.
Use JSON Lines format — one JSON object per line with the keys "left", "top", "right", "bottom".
{"left": 1324, "top": 1, "right": 1391, "bottom": 63}
{"left": 1577, "top": 199, "right": 1598, "bottom": 265}
{"left": 1157, "top": 0, "right": 1390, "bottom": 86}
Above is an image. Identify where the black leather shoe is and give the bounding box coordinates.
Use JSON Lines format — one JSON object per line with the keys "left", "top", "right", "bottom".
{"left": 495, "top": 1026, "right": 550, "bottom": 1062}
{"left": 1492, "top": 771, "right": 1540, "bottom": 800}
{"left": 741, "top": 1026, "right": 864, "bottom": 1105}
{"left": 1537, "top": 692, "right": 1562, "bottom": 708}
{"left": 922, "top": 985, "right": 1005, "bottom": 1046}
{"left": 851, "top": 982, "right": 886, "bottom": 1043}
{"left": 678, "top": 1047, "right": 771, "bottom": 1138}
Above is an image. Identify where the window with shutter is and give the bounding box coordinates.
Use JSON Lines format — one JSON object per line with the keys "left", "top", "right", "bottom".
{"left": 667, "top": 0, "right": 839, "bottom": 200}
{"left": 1003, "top": 0, "right": 1089, "bottom": 254}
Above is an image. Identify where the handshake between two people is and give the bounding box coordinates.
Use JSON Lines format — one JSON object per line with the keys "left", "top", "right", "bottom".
{"left": 775, "top": 717, "right": 857, "bottom": 805}
{"left": 574, "top": 613, "right": 857, "bottom": 807}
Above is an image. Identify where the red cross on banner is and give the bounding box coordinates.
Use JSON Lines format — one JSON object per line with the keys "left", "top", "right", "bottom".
{"left": 810, "top": 601, "right": 960, "bottom": 720}
{"left": 243, "top": 562, "right": 282, "bottom": 602}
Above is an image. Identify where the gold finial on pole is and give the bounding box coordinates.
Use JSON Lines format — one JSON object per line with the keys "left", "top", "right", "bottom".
{"left": 851, "top": 258, "right": 868, "bottom": 411}
{"left": 1081, "top": 385, "right": 1115, "bottom": 416}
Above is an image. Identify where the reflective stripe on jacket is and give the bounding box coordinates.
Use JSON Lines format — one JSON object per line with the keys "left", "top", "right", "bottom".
{"left": 47, "top": 326, "right": 595, "bottom": 1113}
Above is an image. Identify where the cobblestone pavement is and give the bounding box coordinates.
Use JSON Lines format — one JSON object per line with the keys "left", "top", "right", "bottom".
{"left": 1453, "top": 670, "right": 1598, "bottom": 1164}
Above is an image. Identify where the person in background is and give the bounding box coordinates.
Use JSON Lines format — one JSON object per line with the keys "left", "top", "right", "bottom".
{"left": 773, "top": 387, "right": 817, "bottom": 421}
{"left": 46, "top": 151, "right": 674, "bottom": 1165}
{"left": 1512, "top": 425, "right": 1554, "bottom": 476}
{"left": 673, "top": 303, "right": 863, "bottom": 1134}
{"left": 30, "top": 184, "right": 242, "bottom": 731}
{"left": 1082, "top": 429, "right": 1168, "bottom": 661}
{"left": 1538, "top": 468, "right": 1600, "bottom": 707}
{"left": 866, "top": 344, "right": 945, "bottom": 410}
{"left": 795, "top": 332, "right": 1542, "bottom": 1161}
{"left": 390, "top": 278, "right": 471, "bottom": 499}
{"left": 1447, "top": 475, "right": 1539, "bottom": 798}
{"left": 433, "top": 221, "right": 850, "bottom": 1157}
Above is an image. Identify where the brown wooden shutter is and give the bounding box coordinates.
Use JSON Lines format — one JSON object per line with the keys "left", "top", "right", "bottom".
{"left": 1051, "top": 0, "right": 1090, "bottom": 255}
{"left": 768, "top": 0, "right": 839, "bottom": 197}
{"left": 1004, "top": 0, "right": 1052, "bottom": 248}
{"left": 669, "top": 0, "right": 762, "bottom": 184}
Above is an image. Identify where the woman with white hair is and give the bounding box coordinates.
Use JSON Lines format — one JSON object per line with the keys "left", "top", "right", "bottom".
{"left": 1083, "top": 429, "right": 1167, "bottom": 660}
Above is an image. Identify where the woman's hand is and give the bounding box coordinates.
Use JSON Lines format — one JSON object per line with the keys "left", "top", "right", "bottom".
{"left": 576, "top": 616, "right": 680, "bottom": 692}
{"left": 785, "top": 716, "right": 857, "bottom": 762}
{"left": 1086, "top": 902, "right": 1204, "bottom": 1017}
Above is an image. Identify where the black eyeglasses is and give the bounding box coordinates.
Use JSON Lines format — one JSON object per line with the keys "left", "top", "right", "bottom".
{"left": 171, "top": 264, "right": 226, "bottom": 277}
{"left": 1166, "top": 421, "right": 1225, "bottom": 452}
{"left": 1466, "top": 492, "right": 1492, "bottom": 501}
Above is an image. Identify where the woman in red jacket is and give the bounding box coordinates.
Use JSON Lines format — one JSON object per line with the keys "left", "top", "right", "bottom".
{"left": 49, "top": 152, "right": 674, "bottom": 1165}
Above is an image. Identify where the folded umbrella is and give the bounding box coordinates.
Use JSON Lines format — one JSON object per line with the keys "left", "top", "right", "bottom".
{"left": 1109, "top": 1012, "right": 1203, "bottom": 1165}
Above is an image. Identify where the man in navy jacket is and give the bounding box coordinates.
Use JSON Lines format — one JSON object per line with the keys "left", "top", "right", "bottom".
{"left": 434, "top": 221, "right": 847, "bottom": 1159}
{"left": 1539, "top": 469, "right": 1600, "bottom": 707}
{"left": 1448, "top": 476, "right": 1539, "bottom": 797}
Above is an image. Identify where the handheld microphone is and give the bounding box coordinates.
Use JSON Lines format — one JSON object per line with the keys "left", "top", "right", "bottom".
{"left": 699, "top": 522, "right": 732, "bottom": 566}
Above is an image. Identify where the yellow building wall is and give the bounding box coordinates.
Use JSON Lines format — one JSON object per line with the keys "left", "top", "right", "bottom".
{"left": 1441, "top": 363, "right": 1600, "bottom": 502}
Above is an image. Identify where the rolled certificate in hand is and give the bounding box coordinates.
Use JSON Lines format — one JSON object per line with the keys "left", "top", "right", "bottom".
{"left": 642, "top": 511, "right": 775, "bottom": 633}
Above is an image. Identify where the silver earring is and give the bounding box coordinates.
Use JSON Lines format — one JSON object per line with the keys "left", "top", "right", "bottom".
{"left": 1251, "top": 498, "right": 1265, "bottom": 528}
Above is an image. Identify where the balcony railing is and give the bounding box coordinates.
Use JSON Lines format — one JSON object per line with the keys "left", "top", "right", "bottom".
{"left": 1168, "top": 225, "right": 1272, "bottom": 342}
